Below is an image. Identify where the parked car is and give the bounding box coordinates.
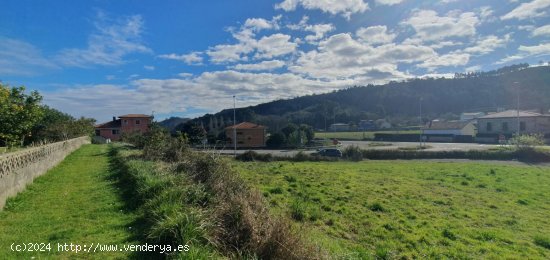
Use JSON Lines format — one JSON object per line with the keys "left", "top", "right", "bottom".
{"left": 317, "top": 148, "right": 342, "bottom": 157}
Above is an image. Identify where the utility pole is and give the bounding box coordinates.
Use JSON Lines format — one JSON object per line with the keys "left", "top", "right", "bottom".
{"left": 514, "top": 82, "right": 520, "bottom": 136}
{"left": 233, "top": 95, "right": 237, "bottom": 157}
{"left": 419, "top": 97, "right": 423, "bottom": 148}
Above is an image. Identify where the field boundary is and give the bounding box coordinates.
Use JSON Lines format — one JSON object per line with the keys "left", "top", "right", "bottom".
{"left": 0, "top": 136, "right": 90, "bottom": 209}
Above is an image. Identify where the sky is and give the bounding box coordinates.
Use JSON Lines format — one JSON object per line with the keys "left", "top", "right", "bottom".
{"left": 1, "top": 0, "right": 549, "bottom": 122}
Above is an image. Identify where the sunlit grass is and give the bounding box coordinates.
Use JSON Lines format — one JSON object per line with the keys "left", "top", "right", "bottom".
{"left": 235, "top": 160, "right": 550, "bottom": 259}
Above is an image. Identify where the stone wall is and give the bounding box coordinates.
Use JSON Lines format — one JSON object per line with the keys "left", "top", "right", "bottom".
{"left": 0, "top": 136, "right": 90, "bottom": 209}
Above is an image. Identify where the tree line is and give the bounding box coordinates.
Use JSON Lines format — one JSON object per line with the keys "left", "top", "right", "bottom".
{"left": 0, "top": 83, "right": 96, "bottom": 148}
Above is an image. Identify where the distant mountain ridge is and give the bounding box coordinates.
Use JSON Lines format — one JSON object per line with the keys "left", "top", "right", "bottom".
{"left": 159, "top": 117, "right": 190, "bottom": 132}
{"left": 178, "top": 64, "right": 550, "bottom": 133}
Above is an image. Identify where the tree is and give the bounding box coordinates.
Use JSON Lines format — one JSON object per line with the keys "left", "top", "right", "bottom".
{"left": 0, "top": 84, "right": 44, "bottom": 147}
{"left": 266, "top": 132, "right": 286, "bottom": 148}
{"left": 281, "top": 123, "right": 298, "bottom": 138}
{"left": 299, "top": 124, "right": 314, "bottom": 143}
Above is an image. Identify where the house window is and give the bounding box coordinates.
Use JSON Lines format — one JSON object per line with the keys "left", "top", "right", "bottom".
{"left": 123, "top": 120, "right": 128, "bottom": 125}
{"left": 112, "top": 129, "right": 120, "bottom": 135}
{"left": 95, "top": 130, "right": 100, "bottom": 136}
{"left": 502, "top": 122, "right": 508, "bottom": 132}
{"left": 238, "top": 141, "right": 244, "bottom": 144}
{"left": 520, "top": 122, "right": 526, "bottom": 131}
{"left": 136, "top": 120, "right": 141, "bottom": 125}
{"left": 237, "top": 131, "right": 243, "bottom": 135}
{"left": 486, "top": 122, "right": 492, "bottom": 132}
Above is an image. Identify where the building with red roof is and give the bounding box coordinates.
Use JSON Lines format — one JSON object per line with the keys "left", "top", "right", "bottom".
{"left": 225, "top": 122, "right": 267, "bottom": 148}
{"left": 95, "top": 114, "right": 153, "bottom": 141}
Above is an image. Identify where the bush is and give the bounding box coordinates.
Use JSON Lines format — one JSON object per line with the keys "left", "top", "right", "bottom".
{"left": 509, "top": 134, "right": 545, "bottom": 151}
{"left": 236, "top": 151, "right": 273, "bottom": 162}
{"left": 343, "top": 145, "right": 363, "bottom": 161}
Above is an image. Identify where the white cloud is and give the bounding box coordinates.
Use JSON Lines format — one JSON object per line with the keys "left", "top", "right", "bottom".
{"left": 403, "top": 9, "right": 479, "bottom": 43}
{"left": 178, "top": 72, "right": 193, "bottom": 78}
{"left": 462, "top": 34, "right": 510, "bottom": 55}
{"left": 501, "top": 0, "right": 550, "bottom": 20}
{"left": 144, "top": 65, "right": 155, "bottom": 70}
{"left": 55, "top": 12, "right": 150, "bottom": 67}
{"left": 158, "top": 52, "right": 203, "bottom": 65}
{"left": 356, "top": 25, "right": 396, "bottom": 45}
{"left": 243, "top": 16, "right": 281, "bottom": 32}
{"left": 231, "top": 60, "right": 286, "bottom": 71}
{"left": 532, "top": 25, "right": 550, "bottom": 37}
{"left": 375, "top": 0, "right": 404, "bottom": 6}
{"left": 275, "top": 0, "right": 369, "bottom": 20}
{"left": 0, "top": 38, "right": 59, "bottom": 76}
{"left": 287, "top": 16, "right": 334, "bottom": 44}
{"left": 255, "top": 34, "right": 298, "bottom": 59}
{"left": 518, "top": 42, "right": 550, "bottom": 55}
{"left": 495, "top": 54, "right": 527, "bottom": 64}
{"left": 289, "top": 33, "right": 434, "bottom": 79}
{"left": 417, "top": 52, "right": 470, "bottom": 71}
{"left": 44, "top": 71, "right": 357, "bottom": 121}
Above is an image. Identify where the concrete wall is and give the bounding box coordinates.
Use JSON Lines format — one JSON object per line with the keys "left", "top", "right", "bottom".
{"left": 0, "top": 136, "right": 90, "bottom": 210}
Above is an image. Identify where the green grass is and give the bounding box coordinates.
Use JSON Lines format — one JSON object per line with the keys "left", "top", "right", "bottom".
{"left": 0, "top": 144, "right": 143, "bottom": 259}
{"left": 315, "top": 130, "right": 420, "bottom": 140}
{"left": 234, "top": 160, "right": 550, "bottom": 259}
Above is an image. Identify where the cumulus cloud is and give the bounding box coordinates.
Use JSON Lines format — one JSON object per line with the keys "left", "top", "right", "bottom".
{"left": 231, "top": 60, "right": 286, "bottom": 71}
{"left": 287, "top": 16, "right": 334, "bottom": 44}
{"left": 417, "top": 52, "right": 470, "bottom": 71}
{"left": 243, "top": 16, "right": 281, "bottom": 32}
{"left": 289, "top": 33, "right": 434, "bottom": 79}
{"left": 501, "top": 0, "right": 550, "bottom": 20}
{"left": 462, "top": 34, "right": 510, "bottom": 55}
{"left": 275, "top": 0, "right": 369, "bottom": 20}
{"left": 44, "top": 71, "right": 357, "bottom": 121}
{"left": 356, "top": 25, "right": 396, "bottom": 45}
{"left": 158, "top": 52, "right": 203, "bottom": 65}
{"left": 55, "top": 12, "right": 150, "bottom": 67}
{"left": 403, "top": 9, "right": 479, "bottom": 43}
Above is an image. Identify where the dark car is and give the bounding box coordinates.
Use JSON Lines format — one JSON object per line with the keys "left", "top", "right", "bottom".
{"left": 317, "top": 148, "right": 342, "bottom": 157}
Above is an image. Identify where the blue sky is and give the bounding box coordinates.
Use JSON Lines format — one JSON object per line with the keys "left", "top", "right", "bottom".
{"left": 1, "top": 0, "right": 549, "bottom": 122}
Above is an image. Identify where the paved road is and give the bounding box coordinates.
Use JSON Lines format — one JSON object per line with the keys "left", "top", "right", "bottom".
{"left": 339, "top": 141, "right": 503, "bottom": 151}
{"left": 214, "top": 141, "right": 508, "bottom": 157}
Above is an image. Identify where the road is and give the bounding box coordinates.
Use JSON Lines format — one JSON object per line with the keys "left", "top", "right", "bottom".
{"left": 214, "top": 141, "right": 506, "bottom": 157}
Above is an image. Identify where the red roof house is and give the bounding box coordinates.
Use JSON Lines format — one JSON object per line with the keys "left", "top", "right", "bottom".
{"left": 95, "top": 114, "right": 153, "bottom": 141}
{"left": 225, "top": 122, "right": 267, "bottom": 148}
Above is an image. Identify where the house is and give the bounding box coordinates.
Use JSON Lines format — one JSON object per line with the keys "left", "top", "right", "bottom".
{"left": 358, "top": 120, "right": 376, "bottom": 131}
{"left": 95, "top": 114, "right": 153, "bottom": 141}
{"left": 329, "top": 123, "right": 350, "bottom": 132}
{"left": 476, "top": 110, "right": 550, "bottom": 143}
{"left": 225, "top": 122, "right": 267, "bottom": 148}
{"left": 423, "top": 120, "right": 476, "bottom": 142}
{"left": 460, "top": 112, "right": 485, "bottom": 121}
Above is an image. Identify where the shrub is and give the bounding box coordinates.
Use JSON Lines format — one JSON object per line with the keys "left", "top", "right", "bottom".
{"left": 290, "top": 200, "right": 306, "bottom": 221}
{"left": 442, "top": 228, "right": 457, "bottom": 240}
{"left": 269, "top": 187, "right": 283, "bottom": 194}
{"left": 236, "top": 151, "right": 273, "bottom": 162}
{"left": 369, "top": 202, "right": 385, "bottom": 212}
{"left": 509, "top": 134, "right": 545, "bottom": 151}
{"left": 343, "top": 145, "right": 363, "bottom": 161}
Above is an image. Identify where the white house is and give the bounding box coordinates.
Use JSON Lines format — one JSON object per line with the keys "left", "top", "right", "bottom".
{"left": 423, "top": 120, "right": 476, "bottom": 136}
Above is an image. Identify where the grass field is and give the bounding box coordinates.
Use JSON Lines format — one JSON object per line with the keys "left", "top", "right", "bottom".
{"left": 315, "top": 130, "right": 420, "bottom": 140}
{"left": 234, "top": 160, "right": 550, "bottom": 259}
{"left": 0, "top": 144, "right": 143, "bottom": 259}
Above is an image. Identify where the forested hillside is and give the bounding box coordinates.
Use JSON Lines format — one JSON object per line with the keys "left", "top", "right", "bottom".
{"left": 179, "top": 64, "right": 550, "bottom": 133}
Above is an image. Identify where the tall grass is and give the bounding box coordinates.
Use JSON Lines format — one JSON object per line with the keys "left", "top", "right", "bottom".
{"left": 113, "top": 136, "right": 324, "bottom": 259}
